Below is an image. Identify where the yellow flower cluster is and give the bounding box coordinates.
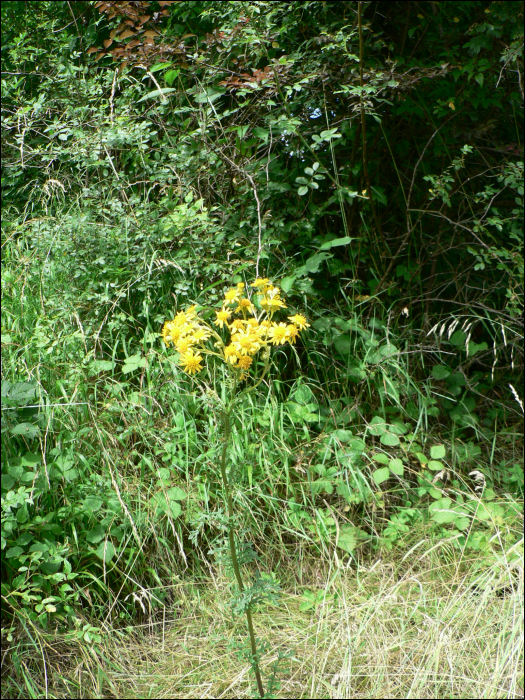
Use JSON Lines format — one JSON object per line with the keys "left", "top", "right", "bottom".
{"left": 162, "top": 279, "right": 310, "bottom": 377}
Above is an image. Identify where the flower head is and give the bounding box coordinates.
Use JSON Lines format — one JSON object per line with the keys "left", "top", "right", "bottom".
{"left": 236, "top": 297, "right": 254, "bottom": 315}
{"left": 162, "top": 321, "right": 174, "bottom": 345}
{"left": 268, "top": 322, "right": 290, "bottom": 346}
{"left": 237, "top": 355, "right": 253, "bottom": 370}
{"left": 251, "top": 278, "right": 269, "bottom": 289}
{"left": 286, "top": 324, "right": 299, "bottom": 344}
{"left": 288, "top": 314, "right": 310, "bottom": 330}
{"left": 214, "top": 308, "right": 231, "bottom": 328}
{"left": 231, "top": 330, "right": 261, "bottom": 356}
{"left": 179, "top": 350, "right": 203, "bottom": 375}
{"left": 224, "top": 344, "right": 238, "bottom": 365}
{"left": 192, "top": 327, "right": 211, "bottom": 343}
{"left": 224, "top": 288, "right": 241, "bottom": 305}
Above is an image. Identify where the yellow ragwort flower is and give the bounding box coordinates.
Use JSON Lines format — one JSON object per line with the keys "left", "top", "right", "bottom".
{"left": 192, "top": 327, "right": 211, "bottom": 343}
{"left": 162, "top": 321, "right": 174, "bottom": 345}
{"left": 286, "top": 324, "right": 299, "bottom": 344}
{"left": 214, "top": 309, "right": 231, "bottom": 328}
{"left": 224, "top": 344, "right": 238, "bottom": 365}
{"left": 179, "top": 349, "right": 203, "bottom": 375}
{"left": 168, "top": 324, "right": 185, "bottom": 344}
{"left": 224, "top": 288, "right": 241, "bottom": 305}
{"left": 229, "top": 319, "right": 246, "bottom": 331}
{"left": 236, "top": 297, "right": 254, "bottom": 315}
{"left": 251, "top": 278, "right": 269, "bottom": 288}
{"left": 237, "top": 355, "right": 253, "bottom": 370}
{"left": 231, "top": 331, "right": 261, "bottom": 355}
{"left": 288, "top": 314, "right": 310, "bottom": 330}
{"left": 176, "top": 336, "right": 194, "bottom": 354}
{"left": 268, "top": 322, "right": 290, "bottom": 346}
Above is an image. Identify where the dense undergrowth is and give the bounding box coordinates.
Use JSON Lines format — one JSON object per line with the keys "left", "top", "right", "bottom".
{"left": 1, "top": 1, "right": 523, "bottom": 698}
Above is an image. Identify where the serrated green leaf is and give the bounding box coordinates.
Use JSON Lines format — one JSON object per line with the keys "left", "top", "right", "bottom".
{"left": 430, "top": 444, "right": 446, "bottom": 459}
{"left": 432, "top": 365, "right": 451, "bottom": 380}
{"left": 373, "top": 467, "right": 390, "bottom": 485}
{"left": 389, "top": 458, "right": 404, "bottom": 475}
{"left": 380, "top": 432, "right": 400, "bottom": 446}
{"left": 95, "top": 540, "right": 116, "bottom": 563}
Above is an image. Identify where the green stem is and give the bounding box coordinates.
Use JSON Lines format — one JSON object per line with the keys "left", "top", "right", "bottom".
{"left": 219, "top": 409, "right": 265, "bottom": 698}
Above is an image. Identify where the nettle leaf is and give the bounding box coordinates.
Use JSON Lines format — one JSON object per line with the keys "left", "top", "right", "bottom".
{"left": 319, "top": 236, "right": 356, "bottom": 250}
{"left": 11, "top": 423, "right": 40, "bottom": 439}
{"left": 368, "top": 416, "right": 388, "bottom": 436}
{"left": 89, "top": 360, "right": 115, "bottom": 374}
{"left": 373, "top": 467, "right": 390, "bottom": 485}
{"left": 389, "top": 458, "right": 404, "bottom": 476}
{"left": 449, "top": 330, "right": 467, "bottom": 347}
{"left": 432, "top": 365, "right": 451, "bottom": 380}
{"left": 430, "top": 444, "right": 446, "bottom": 459}
{"left": 331, "top": 429, "right": 354, "bottom": 442}
{"left": 95, "top": 540, "right": 116, "bottom": 563}
{"left": 337, "top": 524, "right": 368, "bottom": 553}
{"left": 429, "top": 497, "right": 456, "bottom": 523}
{"left": 122, "top": 354, "right": 148, "bottom": 374}
{"left": 380, "top": 432, "right": 401, "bottom": 447}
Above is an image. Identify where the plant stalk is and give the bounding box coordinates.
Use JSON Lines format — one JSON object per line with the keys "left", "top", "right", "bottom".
{"left": 219, "top": 409, "right": 265, "bottom": 698}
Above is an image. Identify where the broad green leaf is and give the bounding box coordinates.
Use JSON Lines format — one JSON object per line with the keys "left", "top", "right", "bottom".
{"left": 373, "top": 453, "right": 390, "bottom": 464}
{"left": 372, "top": 467, "right": 390, "bottom": 485}
{"left": 368, "top": 416, "right": 388, "bottom": 436}
{"left": 11, "top": 423, "right": 40, "bottom": 439}
{"left": 83, "top": 497, "right": 103, "bottom": 513}
{"left": 89, "top": 360, "right": 115, "bottom": 374}
{"left": 137, "top": 87, "right": 178, "bottom": 103}
{"left": 337, "top": 524, "right": 367, "bottom": 553}
{"left": 427, "top": 460, "right": 444, "bottom": 471}
{"left": 331, "top": 429, "right": 354, "bottom": 442}
{"left": 297, "top": 186, "right": 309, "bottom": 196}
{"left": 319, "top": 236, "right": 356, "bottom": 250}
{"left": 280, "top": 275, "right": 296, "bottom": 293}
{"left": 252, "top": 127, "right": 269, "bottom": 142}
{"left": 389, "top": 458, "right": 404, "bottom": 475}
{"left": 95, "top": 540, "right": 116, "bottom": 563}
{"left": 167, "top": 487, "right": 186, "bottom": 501}
{"left": 380, "top": 433, "right": 400, "bottom": 446}
{"left": 432, "top": 365, "right": 451, "bottom": 380}
{"left": 449, "top": 330, "right": 467, "bottom": 346}
{"left": 430, "top": 444, "right": 446, "bottom": 459}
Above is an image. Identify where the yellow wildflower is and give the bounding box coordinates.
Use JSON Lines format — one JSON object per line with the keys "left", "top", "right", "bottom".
{"left": 268, "top": 322, "right": 290, "bottom": 345}
{"left": 237, "top": 355, "right": 253, "bottom": 369}
{"left": 168, "top": 324, "right": 185, "bottom": 344}
{"left": 288, "top": 314, "right": 310, "bottom": 330}
{"left": 236, "top": 297, "right": 254, "bottom": 315}
{"left": 192, "top": 327, "right": 211, "bottom": 343}
{"left": 214, "top": 309, "right": 231, "bottom": 328}
{"left": 224, "top": 344, "right": 238, "bottom": 364}
{"left": 229, "top": 319, "right": 246, "bottom": 331}
{"left": 251, "top": 278, "right": 269, "bottom": 288}
{"left": 224, "top": 288, "right": 241, "bottom": 305}
{"left": 231, "top": 331, "right": 260, "bottom": 355}
{"left": 162, "top": 321, "right": 174, "bottom": 345}
{"left": 176, "top": 336, "right": 194, "bottom": 354}
{"left": 286, "top": 324, "right": 299, "bottom": 344}
{"left": 179, "top": 349, "right": 203, "bottom": 375}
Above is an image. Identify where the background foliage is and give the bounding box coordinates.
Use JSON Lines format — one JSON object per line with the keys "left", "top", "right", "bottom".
{"left": 1, "top": 1, "right": 523, "bottom": 697}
